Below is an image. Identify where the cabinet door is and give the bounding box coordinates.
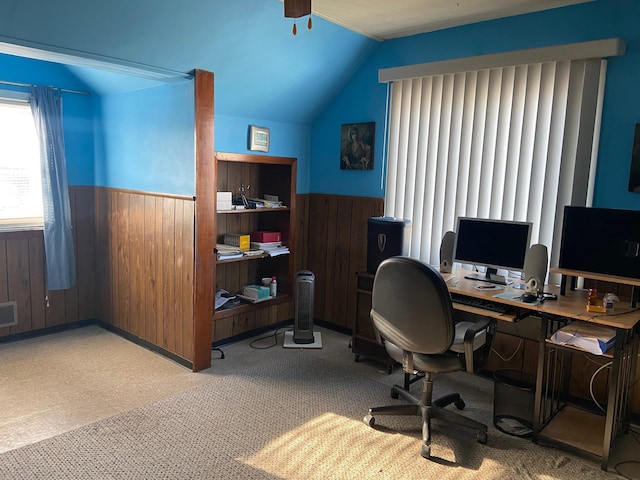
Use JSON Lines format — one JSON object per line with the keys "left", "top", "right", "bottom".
{"left": 355, "top": 290, "right": 375, "bottom": 339}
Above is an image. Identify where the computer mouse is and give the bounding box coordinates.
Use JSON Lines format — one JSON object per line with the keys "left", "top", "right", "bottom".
{"left": 521, "top": 293, "right": 538, "bottom": 303}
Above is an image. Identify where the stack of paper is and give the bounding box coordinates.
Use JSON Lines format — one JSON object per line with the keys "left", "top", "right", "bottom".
{"left": 250, "top": 241, "right": 290, "bottom": 257}
{"left": 215, "top": 244, "right": 243, "bottom": 260}
{"left": 549, "top": 322, "right": 616, "bottom": 355}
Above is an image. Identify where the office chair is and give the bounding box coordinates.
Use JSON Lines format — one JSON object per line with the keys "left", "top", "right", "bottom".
{"left": 364, "top": 256, "right": 492, "bottom": 459}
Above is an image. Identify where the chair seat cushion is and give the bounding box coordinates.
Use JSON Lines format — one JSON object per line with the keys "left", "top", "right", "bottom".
{"left": 385, "top": 341, "right": 463, "bottom": 374}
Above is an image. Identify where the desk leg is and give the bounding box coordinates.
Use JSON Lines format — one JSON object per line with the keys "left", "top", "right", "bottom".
{"left": 560, "top": 275, "right": 567, "bottom": 296}
{"left": 533, "top": 315, "right": 547, "bottom": 441}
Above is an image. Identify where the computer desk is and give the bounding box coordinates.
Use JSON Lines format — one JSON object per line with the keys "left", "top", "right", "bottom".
{"left": 443, "top": 269, "right": 640, "bottom": 471}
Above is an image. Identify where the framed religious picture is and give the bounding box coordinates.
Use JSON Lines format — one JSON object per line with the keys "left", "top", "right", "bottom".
{"left": 340, "top": 122, "right": 374, "bottom": 170}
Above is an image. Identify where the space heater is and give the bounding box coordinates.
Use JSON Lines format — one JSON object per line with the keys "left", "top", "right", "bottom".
{"left": 293, "top": 270, "right": 315, "bottom": 344}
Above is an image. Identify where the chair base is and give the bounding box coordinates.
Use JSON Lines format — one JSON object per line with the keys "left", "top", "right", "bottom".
{"left": 365, "top": 383, "right": 487, "bottom": 458}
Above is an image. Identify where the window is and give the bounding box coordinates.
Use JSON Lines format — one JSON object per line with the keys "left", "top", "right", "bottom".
{"left": 380, "top": 40, "right": 623, "bottom": 282}
{"left": 0, "top": 93, "right": 43, "bottom": 231}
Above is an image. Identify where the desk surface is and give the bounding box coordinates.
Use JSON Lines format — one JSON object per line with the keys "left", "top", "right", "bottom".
{"left": 445, "top": 269, "right": 640, "bottom": 330}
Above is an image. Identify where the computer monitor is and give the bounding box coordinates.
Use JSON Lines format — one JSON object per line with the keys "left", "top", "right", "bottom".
{"left": 558, "top": 206, "right": 640, "bottom": 280}
{"left": 453, "top": 217, "right": 532, "bottom": 284}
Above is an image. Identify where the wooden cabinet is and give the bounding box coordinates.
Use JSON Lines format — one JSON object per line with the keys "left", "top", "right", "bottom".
{"left": 352, "top": 271, "right": 395, "bottom": 372}
{"left": 212, "top": 152, "right": 297, "bottom": 342}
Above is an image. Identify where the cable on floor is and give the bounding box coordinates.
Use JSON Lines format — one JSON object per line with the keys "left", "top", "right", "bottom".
{"left": 249, "top": 327, "right": 291, "bottom": 349}
{"left": 211, "top": 347, "right": 225, "bottom": 359}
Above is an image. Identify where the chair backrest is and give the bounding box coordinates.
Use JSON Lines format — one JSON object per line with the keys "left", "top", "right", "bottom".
{"left": 370, "top": 256, "right": 454, "bottom": 355}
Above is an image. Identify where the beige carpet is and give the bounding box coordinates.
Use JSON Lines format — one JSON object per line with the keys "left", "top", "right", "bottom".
{"left": 0, "top": 350, "right": 616, "bottom": 480}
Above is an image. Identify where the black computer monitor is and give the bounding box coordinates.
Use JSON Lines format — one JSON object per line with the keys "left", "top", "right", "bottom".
{"left": 453, "top": 217, "right": 532, "bottom": 284}
{"left": 558, "top": 206, "right": 640, "bottom": 280}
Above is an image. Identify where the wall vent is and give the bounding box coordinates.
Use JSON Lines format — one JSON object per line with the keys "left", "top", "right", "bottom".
{"left": 0, "top": 301, "right": 17, "bottom": 328}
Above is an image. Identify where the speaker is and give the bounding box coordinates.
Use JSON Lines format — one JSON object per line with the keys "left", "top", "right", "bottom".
{"left": 523, "top": 244, "right": 548, "bottom": 295}
{"left": 439, "top": 231, "right": 455, "bottom": 273}
{"left": 293, "top": 270, "right": 315, "bottom": 344}
{"left": 366, "top": 217, "right": 411, "bottom": 274}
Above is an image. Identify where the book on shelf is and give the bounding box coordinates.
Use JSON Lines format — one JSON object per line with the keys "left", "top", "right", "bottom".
{"left": 267, "top": 247, "right": 289, "bottom": 257}
{"left": 247, "top": 196, "right": 285, "bottom": 209}
{"left": 243, "top": 248, "right": 264, "bottom": 257}
{"left": 549, "top": 322, "right": 616, "bottom": 355}
{"left": 250, "top": 241, "right": 283, "bottom": 250}
{"left": 215, "top": 243, "right": 243, "bottom": 260}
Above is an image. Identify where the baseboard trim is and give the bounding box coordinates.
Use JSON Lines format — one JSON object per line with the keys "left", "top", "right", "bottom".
{"left": 98, "top": 322, "right": 193, "bottom": 370}
{"left": 0, "top": 319, "right": 97, "bottom": 345}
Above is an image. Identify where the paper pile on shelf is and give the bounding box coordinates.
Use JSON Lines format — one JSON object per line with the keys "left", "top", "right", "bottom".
{"left": 549, "top": 322, "right": 616, "bottom": 355}
{"left": 215, "top": 243, "right": 243, "bottom": 260}
{"left": 250, "top": 241, "right": 290, "bottom": 257}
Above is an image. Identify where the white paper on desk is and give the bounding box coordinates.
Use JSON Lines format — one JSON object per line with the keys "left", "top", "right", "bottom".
{"left": 549, "top": 323, "right": 616, "bottom": 355}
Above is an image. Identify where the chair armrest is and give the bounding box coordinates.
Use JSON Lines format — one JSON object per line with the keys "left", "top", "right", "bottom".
{"left": 463, "top": 317, "right": 493, "bottom": 373}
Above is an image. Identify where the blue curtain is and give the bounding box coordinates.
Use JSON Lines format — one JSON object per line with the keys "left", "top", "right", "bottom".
{"left": 30, "top": 86, "right": 76, "bottom": 291}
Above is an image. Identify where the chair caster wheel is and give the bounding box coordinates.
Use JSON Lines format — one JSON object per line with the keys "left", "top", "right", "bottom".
{"left": 354, "top": 354, "right": 361, "bottom": 362}
{"left": 391, "top": 389, "right": 399, "bottom": 399}
{"left": 421, "top": 444, "right": 431, "bottom": 458}
{"left": 477, "top": 431, "right": 487, "bottom": 444}
{"left": 364, "top": 415, "right": 375, "bottom": 427}
{"left": 454, "top": 398, "right": 465, "bottom": 410}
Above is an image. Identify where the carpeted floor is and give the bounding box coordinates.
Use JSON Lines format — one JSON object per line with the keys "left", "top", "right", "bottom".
{"left": 0, "top": 349, "right": 617, "bottom": 479}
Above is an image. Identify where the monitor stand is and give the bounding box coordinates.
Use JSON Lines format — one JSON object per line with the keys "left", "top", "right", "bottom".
{"left": 464, "top": 268, "right": 512, "bottom": 285}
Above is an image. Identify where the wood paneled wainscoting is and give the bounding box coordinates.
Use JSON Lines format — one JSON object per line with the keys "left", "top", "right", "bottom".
{"left": 94, "top": 187, "right": 196, "bottom": 366}
{"left": 0, "top": 186, "right": 97, "bottom": 339}
{"left": 304, "top": 193, "right": 384, "bottom": 331}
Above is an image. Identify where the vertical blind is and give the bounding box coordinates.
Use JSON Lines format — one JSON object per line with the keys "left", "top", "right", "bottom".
{"left": 384, "top": 57, "right": 607, "bottom": 280}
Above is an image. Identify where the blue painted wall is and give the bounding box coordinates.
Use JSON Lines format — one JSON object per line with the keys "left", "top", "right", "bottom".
{"left": 311, "top": 0, "right": 640, "bottom": 211}
{"left": 94, "top": 81, "right": 195, "bottom": 195}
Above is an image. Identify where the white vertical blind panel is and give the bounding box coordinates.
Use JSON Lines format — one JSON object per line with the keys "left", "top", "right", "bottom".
{"left": 467, "top": 70, "right": 489, "bottom": 218}
{"left": 441, "top": 73, "right": 465, "bottom": 244}
{"left": 482, "top": 69, "right": 501, "bottom": 219}
{"left": 403, "top": 78, "right": 423, "bottom": 255}
{"left": 394, "top": 80, "right": 414, "bottom": 219}
{"left": 385, "top": 82, "right": 402, "bottom": 216}
{"left": 526, "top": 63, "right": 556, "bottom": 240}
{"left": 430, "top": 74, "right": 455, "bottom": 261}
{"left": 455, "top": 71, "right": 477, "bottom": 222}
{"left": 417, "top": 77, "right": 436, "bottom": 260}
{"left": 504, "top": 66, "right": 527, "bottom": 221}
{"left": 497, "top": 66, "right": 517, "bottom": 221}
{"left": 586, "top": 61, "right": 607, "bottom": 206}
{"left": 402, "top": 78, "right": 422, "bottom": 252}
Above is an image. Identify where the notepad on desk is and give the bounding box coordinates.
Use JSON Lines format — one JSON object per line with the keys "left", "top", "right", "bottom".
{"left": 549, "top": 322, "right": 616, "bottom": 355}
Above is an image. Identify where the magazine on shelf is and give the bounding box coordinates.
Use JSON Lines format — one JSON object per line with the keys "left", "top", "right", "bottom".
{"left": 549, "top": 322, "right": 616, "bottom": 355}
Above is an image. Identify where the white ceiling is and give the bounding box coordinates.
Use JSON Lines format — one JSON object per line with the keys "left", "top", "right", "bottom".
{"left": 310, "top": 0, "right": 594, "bottom": 40}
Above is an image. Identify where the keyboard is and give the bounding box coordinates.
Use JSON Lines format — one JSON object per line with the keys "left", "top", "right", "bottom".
{"left": 450, "top": 292, "right": 511, "bottom": 314}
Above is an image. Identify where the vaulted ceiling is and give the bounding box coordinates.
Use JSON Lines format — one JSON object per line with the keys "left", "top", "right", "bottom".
{"left": 0, "top": 0, "right": 591, "bottom": 123}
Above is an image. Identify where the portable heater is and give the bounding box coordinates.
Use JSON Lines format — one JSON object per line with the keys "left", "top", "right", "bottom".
{"left": 293, "top": 270, "right": 315, "bottom": 343}
{"left": 283, "top": 270, "right": 322, "bottom": 348}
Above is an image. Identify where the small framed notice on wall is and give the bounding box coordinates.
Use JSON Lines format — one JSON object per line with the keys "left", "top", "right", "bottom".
{"left": 249, "top": 125, "right": 270, "bottom": 152}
